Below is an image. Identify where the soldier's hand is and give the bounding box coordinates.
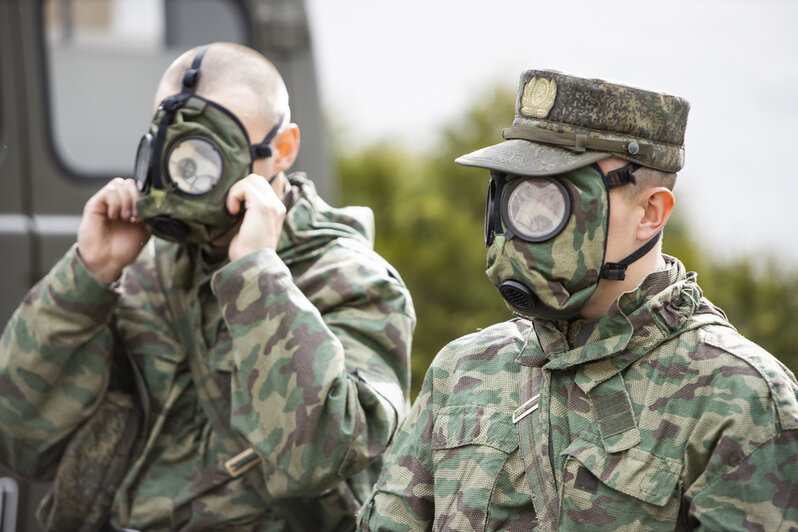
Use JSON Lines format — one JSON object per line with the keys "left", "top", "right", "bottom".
{"left": 225, "top": 173, "right": 286, "bottom": 262}
{"left": 78, "top": 178, "right": 150, "bottom": 284}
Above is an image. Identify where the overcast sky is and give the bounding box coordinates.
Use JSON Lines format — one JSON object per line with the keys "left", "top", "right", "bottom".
{"left": 306, "top": 0, "right": 797, "bottom": 266}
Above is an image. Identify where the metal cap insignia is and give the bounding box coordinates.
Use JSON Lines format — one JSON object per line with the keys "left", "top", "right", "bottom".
{"left": 521, "top": 77, "right": 557, "bottom": 118}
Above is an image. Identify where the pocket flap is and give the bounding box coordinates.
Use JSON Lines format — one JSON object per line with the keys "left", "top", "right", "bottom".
{"left": 564, "top": 435, "right": 681, "bottom": 507}
{"left": 431, "top": 405, "right": 518, "bottom": 454}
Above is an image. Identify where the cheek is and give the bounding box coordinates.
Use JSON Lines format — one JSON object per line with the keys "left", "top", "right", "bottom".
{"left": 604, "top": 194, "right": 636, "bottom": 262}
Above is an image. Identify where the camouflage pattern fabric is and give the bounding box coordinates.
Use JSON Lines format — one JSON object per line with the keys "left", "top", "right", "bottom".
{"left": 456, "top": 69, "right": 690, "bottom": 176}
{"left": 485, "top": 166, "right": 609, "bottom": 320}
{"left": 0, "top": 172, "right": 416, "bottom": 531}
{"left": 359, "top": 256, "right": 798, "bottom": 531}
{"left": 136, "top": 96, "right": 255, "bottom": 244}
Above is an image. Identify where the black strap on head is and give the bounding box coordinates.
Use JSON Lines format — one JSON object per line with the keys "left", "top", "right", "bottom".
{"left": 151, "top": 45, "right": 210, "bottom": 190}
{"left": 182, "top": 44, "right": 210, "bottom": 93}
{"left": 602, "top": 162, "right": 640, "bottom": 190}
{"left": 599, "top": 230, "right": 662, "bottom": 281}
{"left": 250, "top": 113, "right": 286, "bottom": 160}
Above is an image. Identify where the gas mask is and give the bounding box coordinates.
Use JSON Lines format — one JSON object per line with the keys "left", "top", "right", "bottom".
{"left": 133, "top": 45, "right": 283, "bottom": 244}
{"left": 485, "top": 163, "right": 661, "bottom": 320}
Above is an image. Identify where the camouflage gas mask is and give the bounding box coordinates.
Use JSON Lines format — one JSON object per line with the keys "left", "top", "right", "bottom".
{"left": 133, "top": 45, "right": 282, "bottom": 244}
{"left": 485, "top": 163, "right": 660, "bottom": 320}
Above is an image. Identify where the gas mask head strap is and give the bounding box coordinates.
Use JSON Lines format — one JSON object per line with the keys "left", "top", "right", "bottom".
{"left": 250, "top": 112, "right": 286, "bottom": 161}
{"left": 595, "top": 161, "right": 659, "bottom": 281}
{"left": 600, "top": 230, "right": 662, "bottom": 281}
{"left": 181, "top": 44, "right": 209, "bottom": 93}
{"left": 601, "top": 162, "right": 640, "bottom": 190}
{"left": 150, "top": 45, "right": 210, "bottom": 190}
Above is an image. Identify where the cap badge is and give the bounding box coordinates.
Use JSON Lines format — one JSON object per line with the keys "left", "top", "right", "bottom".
{"left": 521, "top": 77, "right": 557, "bottom": 118}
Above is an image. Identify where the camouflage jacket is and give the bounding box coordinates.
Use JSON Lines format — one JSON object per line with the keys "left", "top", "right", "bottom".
{"left": 0, "top": 173, "right": 416, "bottom": 531}
{"left": 359, "top": 256, "right": 798, "bottom": 531}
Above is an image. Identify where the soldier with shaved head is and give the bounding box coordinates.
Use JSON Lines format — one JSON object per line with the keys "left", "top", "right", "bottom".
{"left": 0, "top": 42, "right": 415, "bottom": 531}
{"left": 359, "top": 71, "right": 798, "bottom": 531}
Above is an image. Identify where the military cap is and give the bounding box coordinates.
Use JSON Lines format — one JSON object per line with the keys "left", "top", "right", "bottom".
{"left": 456, "top": 70, "right": 690, "bottom": 174}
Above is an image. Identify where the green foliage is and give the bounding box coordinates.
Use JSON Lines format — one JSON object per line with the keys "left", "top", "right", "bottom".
{"left": 335, "top": 85, "right": 798, "bottom": 398}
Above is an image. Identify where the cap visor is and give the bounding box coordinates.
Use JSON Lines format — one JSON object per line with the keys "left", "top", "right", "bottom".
{"left": 455, "top": 139, "right": 609, "bottom": 176}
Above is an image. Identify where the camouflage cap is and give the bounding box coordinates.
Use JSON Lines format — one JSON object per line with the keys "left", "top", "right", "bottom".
{"left": 456, "top": 70, "right": 690, "bottom": 175}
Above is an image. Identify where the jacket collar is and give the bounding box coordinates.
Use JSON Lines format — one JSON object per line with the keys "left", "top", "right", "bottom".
{"left": 518, "top": 255, "right": 730, "bottom": 391}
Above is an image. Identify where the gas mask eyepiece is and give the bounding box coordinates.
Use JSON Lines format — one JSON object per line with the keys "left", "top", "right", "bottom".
{"left": 165, "top": 136, "right": 224, "bottom": 195}
{"left": 484, "top": 173, "right": 571, "bottom": 247}
{"left": 503, "top": 176, "right": 570, "bottom": 242}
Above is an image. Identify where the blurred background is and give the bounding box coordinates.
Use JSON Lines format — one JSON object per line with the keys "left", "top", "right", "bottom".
{"left": 306, "top": 0, "right": 798, "bottom": 396}
{"left": 0, "top": 0, "right": 796, "bottom": 529}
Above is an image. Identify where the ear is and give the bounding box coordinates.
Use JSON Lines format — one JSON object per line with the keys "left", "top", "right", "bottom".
{"left": 273, "top": 124, "right": 300, "bottom": 173}
{"left": 637, "top": 187, "right": 675, "bottom": 241}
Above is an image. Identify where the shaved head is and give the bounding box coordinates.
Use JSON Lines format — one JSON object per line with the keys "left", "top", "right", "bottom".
{"left": 155, "top": 42, "right": 290, "bottom": 130}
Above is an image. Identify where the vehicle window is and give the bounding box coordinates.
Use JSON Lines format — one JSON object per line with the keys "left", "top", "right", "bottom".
{"left": 43, "top": 0, "right": 249, "bottom": 178}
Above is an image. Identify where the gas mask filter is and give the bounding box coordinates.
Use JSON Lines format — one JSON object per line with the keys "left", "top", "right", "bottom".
{"left": 485, "top": 163, "right": 661, "bottom": 320}
{"left": 133, "top": 45, "right": 283, "bottom": 244}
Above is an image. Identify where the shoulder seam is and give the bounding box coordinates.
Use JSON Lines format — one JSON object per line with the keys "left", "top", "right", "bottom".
{"left": 700, "top": 327, "right": 798, "bottom": 431}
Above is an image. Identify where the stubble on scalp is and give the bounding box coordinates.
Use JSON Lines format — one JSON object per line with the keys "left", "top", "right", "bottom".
{"left": 154, "top": 42, "right": 290, "bottom": 128}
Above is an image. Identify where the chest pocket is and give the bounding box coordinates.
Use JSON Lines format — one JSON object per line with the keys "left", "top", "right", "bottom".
{"left": 430, "top": 405, "right": 520, "bottom": 532}
{"left": 560, "top": 431, "right": 683, "bottom": 531}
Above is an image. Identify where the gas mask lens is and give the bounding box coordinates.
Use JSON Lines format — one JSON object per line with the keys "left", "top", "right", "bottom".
{"left": 133, "top": 133, "right": 154, "bottom": 192}
{"left": 485, "top": 178, "right": 498, "bottom": 246}
{"left": 166, "top": 137, "right": 224, "bottom": 195}
{"left": 502, "top": 176, "right": 570, "bottom": 242}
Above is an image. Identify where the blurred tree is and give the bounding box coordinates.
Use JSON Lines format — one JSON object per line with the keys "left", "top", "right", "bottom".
{"left": 335, "top": 85, "right": 798, "bottom": 399}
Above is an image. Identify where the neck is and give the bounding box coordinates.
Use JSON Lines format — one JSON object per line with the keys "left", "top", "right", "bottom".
{"left": 579, "top": 246, "right": 663, "bottom": 320}
{"left": 271, "top": 172, "right": 287, "bottom": 197}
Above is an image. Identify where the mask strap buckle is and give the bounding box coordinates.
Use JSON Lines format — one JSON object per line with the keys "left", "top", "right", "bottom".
{"left": 602, "top": 162, "right": 640, "bottom": 190}
{"left": 600, "top": 230, "right": 662, "bottom": 281}
{"left": 181, "top": 44, "right": 210, "bottom": 93}
{"left": 250, "top": 113, "right": 286, "bottom": 161}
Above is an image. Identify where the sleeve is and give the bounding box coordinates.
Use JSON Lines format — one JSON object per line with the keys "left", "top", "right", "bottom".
{"left": 0, "top": 244, "right": 118, "bottom": 479}
{"left": 688, "top": 429, "right": 798, "bottom": 530}
{"left": 357, "top": 356, "right": 439, "bottom": 531}
{"left": 211, "top": 244, "right": 415, "bottom": 498}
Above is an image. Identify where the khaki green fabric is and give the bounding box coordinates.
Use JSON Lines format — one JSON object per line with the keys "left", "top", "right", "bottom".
{"left": 136, "top": 96, "right": 252, "bottom": 244}
{"left": 456, "top": 70, "right": 690, "bottom": 174}
{"left": 359, "top": 256, "right": 798, "bottom": 531}
{"left": 0, "top": 172, "right": 416, "bottom": 531}
{"left": 485, "top": 166, "right": 609, "bottom": 319}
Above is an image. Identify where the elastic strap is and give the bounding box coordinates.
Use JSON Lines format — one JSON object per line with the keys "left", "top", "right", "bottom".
{"left": 149, "top": 110, "right": 174, "bottom": 190}
{"left": 150, "top": 45, "right": 210, "bottom": 190}
{"left": 250, "top": 113, "right": 286, "bottom": 160}
{"left": 181, "top": 44, "right": 210, "bottom": 93}
{"left": 599, "top": 230, "right": 662, "bottom": 281}
{"left": 602, "top": 162, "right": 640, "bottom": 190}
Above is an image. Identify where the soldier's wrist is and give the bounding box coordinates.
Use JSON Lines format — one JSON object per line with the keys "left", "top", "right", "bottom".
{"left": 76, "top": 247, "right": 123, "bottom": 285}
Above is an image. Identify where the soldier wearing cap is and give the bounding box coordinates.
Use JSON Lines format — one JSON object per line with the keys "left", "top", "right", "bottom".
{"left": 358, "top": 70, "right": 798, "bottom": 531}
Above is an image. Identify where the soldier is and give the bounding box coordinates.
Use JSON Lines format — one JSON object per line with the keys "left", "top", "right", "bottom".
{"left": 358, "top": 70, "right": 798, "bottom": 531}
{"left": 0, "top": 42, "right": 415, "bottom": 531}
